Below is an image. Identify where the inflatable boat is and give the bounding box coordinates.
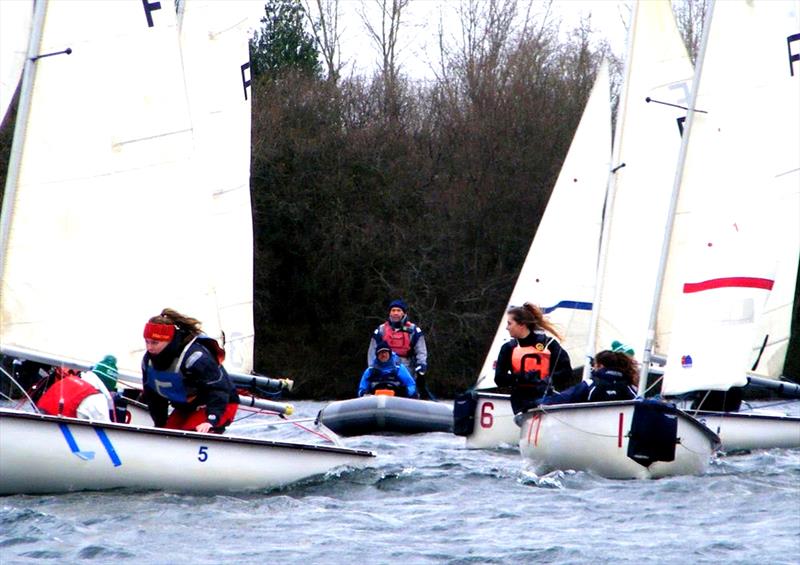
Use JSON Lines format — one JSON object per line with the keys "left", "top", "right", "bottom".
{"left": 317, "top": 394, "right": 453, "bottom": 436}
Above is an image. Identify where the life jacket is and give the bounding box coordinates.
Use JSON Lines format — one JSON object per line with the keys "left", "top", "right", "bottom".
{"left": 381, "top": 321, "right": 415, "bottom": 358}
{"left": 143, "top": 335, "right": 223, "bottom": 403}
{"left": 511, "top": 338, "right": 552, "bottom": 382}
{"left": 37, "top": 375, "right": 100, "bottom": 417}
{"left": 587, "top": 368, "right": 636, "bottom": 402}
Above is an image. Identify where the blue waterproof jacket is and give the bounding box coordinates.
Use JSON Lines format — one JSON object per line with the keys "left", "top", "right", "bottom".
{"left": 358, "top": 352, "right": 417, "bottom": 398}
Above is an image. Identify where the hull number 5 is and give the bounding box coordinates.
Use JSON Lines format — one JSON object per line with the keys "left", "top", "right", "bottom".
{"left": 198, "top": 446, "right": 209, "bottom": 462}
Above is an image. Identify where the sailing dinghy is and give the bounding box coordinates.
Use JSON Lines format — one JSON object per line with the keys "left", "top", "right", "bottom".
{"left": 0, "top": 0, "right": 373, "bottom": 495}
{"left": 462, "top": 61, "right": 612, "bottom": 449}
{"left": 517, "top": 0, "right": 720, "bottom": 479}
{"left": 654, "top": 0, "right": 800, "bottom": 452}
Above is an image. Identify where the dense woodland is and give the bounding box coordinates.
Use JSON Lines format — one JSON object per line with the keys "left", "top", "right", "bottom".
{"left": 1, "top": 0, "right": 797, "bottom": 399}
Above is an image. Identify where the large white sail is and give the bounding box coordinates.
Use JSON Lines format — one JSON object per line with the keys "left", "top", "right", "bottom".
{"left": 179, "top": 0, "right": 256, "bottom": 374}
{"left": 0, "top": 0, "right": 220, "bottom": 376}
{"left": 660, "top": 0, "right": 800, "bottom": 395}
{"left": 475, "top": 61, "right": 611, "bottom": 389}
{"left": 750, "top": 2, "right": 800, "bottom": 378}
{"left": 0, "top": 0, "right": 33, "bottom": 124}
{"left": 591, "top": 0, "right": 694, "bottom": 360}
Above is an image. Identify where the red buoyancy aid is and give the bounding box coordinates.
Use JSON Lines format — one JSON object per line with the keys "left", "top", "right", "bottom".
{"left": 511, "top": 345, "right": 551, "bottom": 381}
{"left": 381, "top": 321, "right": 413, "bottom": 357}
{"left": 37, "top": 375, "right": 100, "bottom": 417}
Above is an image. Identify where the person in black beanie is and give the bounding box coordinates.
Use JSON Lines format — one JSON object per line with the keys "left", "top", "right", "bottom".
{"left": 367, "top": 299, "right": 431, "bottom": 398}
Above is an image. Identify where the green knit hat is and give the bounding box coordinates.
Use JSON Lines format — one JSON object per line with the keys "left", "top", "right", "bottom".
{"left": 611, "top": 340, "right": 635, "bottom": 357}
{"left": 93, "top": 355, "right": 118, "bottom": 392}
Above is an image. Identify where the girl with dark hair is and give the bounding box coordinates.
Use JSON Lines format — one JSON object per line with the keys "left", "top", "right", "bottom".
{"left": 542, "top": 349, "right": 639, "bottom": 405}
{"left": 494, "top": 302, "right": 573, "bottom": 414}
{"left": 141, "top": 308, "right": 239, "bottom": 433}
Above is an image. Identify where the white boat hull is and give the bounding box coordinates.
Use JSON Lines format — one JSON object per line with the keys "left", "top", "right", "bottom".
{"left": 692, "top": 410, "right": 800, "bottom": 452}
{"left": 518, "top": 401, "right": 720, "bottom": 479}
{"left": 464, "top": 392, "right": 518, "bottom": 449}
{"left": 0, "top": 408, "right": 374, "bottom": 495}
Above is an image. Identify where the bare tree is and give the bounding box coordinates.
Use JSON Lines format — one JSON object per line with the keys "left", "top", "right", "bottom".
{"left": 358, "top": 0, "right": 409, "bottom": 119}
{"left": 671, "top": 0, "right": 709, "bottom": 65}
{"left": 304, "top": 0, "right": 344, "bottom": 83}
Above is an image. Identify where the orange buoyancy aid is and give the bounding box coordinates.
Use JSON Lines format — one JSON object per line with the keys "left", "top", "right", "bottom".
{"left": 36, "top": 375, "right": 100, "bottom": 417}
{"left": 381, "top": 321, "right": 413, "bottom": 357}
{"left": 511, "top": 344, "right": 551, "bottom": 381}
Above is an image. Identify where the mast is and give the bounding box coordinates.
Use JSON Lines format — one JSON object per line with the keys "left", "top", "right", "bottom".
{"left": 0, "top": 0, "right": 47, "bottom": 323}
{"left": 638, "top": 0, "right": 717, "bottom": 392}
{"left": 582, "top": 1, "right": 639, "bottom": 382}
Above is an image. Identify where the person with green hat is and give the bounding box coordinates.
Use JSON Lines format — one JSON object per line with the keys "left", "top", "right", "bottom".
{"left": 611, "top": 340, "right": 635, "bottom": 357}
{"left": 35, "top": 355, "right": 119, "bottom": 422}
{"left": 81, "top": 355, "right": 119, "bottom": 418}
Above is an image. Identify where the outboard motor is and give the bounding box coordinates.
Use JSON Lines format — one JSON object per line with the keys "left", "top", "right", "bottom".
{"left": 452, "top": 390, "right": 478, "bottom": 436}
{"left": 627, "top": 399, "right": 678, "bottom": 467}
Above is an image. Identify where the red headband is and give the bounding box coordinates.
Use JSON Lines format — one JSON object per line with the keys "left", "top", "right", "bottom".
{"left": 143, "top": 322, "right": 175, "bottom": 342}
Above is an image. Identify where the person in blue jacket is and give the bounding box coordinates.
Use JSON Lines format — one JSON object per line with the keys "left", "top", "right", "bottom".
{"left": 541, "top": 349, "right": 638, "bottom": 405}
{"left": 358, "top": 341, "right": 418, "bottom": 398}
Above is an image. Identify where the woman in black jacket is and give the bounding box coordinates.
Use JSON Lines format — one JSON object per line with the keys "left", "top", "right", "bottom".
{"left": 494, "top": 302, "right": 572, "bottom": 414}
{"left": 141, "top": 308, "right": 239, "bottom": 433}
{"left": 542, "top": 349, "right": 639, "bottom": 406}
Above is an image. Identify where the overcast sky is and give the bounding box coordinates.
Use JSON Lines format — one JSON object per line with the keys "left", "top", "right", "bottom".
{"left": 244, "top": 0, "right": 632, "bottom": 81}
{"left": 332, "top": 0, "right": 631, "bottom": 80}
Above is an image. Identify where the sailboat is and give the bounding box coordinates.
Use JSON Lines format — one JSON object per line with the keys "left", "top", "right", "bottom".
{"left": 462, "top": 61, "right": 612, "bottom": 449}
{"left": 0, "top": 0, "right": 373, "bottom": 495}
{"left": 655, "top": 0, "right": 800, "bottom": 452}
{"left": 517, "top": 0, "right": 720, "bottom": 479}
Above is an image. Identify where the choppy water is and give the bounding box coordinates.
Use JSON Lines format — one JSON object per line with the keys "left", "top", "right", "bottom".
{"left": 1, "top": 401, "right": 799, "bottom": 565}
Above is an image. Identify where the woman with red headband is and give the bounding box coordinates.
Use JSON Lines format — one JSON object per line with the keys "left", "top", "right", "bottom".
{"left": 141, "top": 308, "right": 239, "bottom": 433}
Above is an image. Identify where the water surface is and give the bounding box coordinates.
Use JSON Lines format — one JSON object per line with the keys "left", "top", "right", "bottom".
{"left": 2, "top": 401, "right": 798, "bottom": 564}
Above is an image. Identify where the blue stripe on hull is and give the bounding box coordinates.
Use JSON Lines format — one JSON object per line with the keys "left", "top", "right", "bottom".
{"left": 95, "top": 428, "right": 122, "bottom": 467}
{"left": 58, "top": 423, "right": 95, "bottom": 460}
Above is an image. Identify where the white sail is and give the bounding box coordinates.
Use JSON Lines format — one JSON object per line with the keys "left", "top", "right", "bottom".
{"left": 475, "top": 61, "right": 611, "bottom": 389}
{"left": 660, "top": 0, "right": 800, "bottom": 395}
{"left": 0, "top": 0, "right": 33, "bottom": 124}
{"left": 0, "top": 0, "right": 220, "bottom": 376}
{"left": 591, "top": 0, "right": 694, "bottom": 360}
{"left": 750, "top": 1, "right": 800, "bottom": 377}
{"left": 179, "top": 0, "right": 256, "bottom": 374}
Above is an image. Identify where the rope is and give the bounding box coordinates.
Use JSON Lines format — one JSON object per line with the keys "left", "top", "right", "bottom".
{"left": 0, "top": 363, "right": 43, "bottom": 413}
{"left": 533, "top": 404, "right": 715, "bottom": 458}
{"left": 231, "top": 407, "right": 338, "bottom": 444}
{"left": 532, "top": 405, "right": 620, "bottom": 439}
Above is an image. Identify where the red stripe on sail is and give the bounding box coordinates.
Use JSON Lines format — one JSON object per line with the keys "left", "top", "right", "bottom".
{"left": 683, "top": 277, "right": 774, "bottom": 294}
